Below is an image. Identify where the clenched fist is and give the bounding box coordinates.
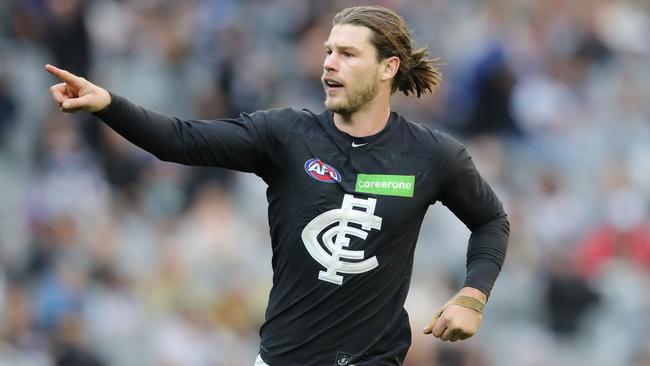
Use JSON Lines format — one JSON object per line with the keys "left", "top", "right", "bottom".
{"left": 45, "top": 64, "right": 111, "bottom": 113}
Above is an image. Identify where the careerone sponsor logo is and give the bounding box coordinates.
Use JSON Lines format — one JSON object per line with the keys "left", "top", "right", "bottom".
{"left": 355, "top": 174, "right": 415, "bottom": 197}
{"left": 357, "top": 180, "right": 412, "bottom": 190}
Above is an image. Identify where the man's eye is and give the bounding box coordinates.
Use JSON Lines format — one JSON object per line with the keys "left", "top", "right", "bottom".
{"left": 326, "top": 49, "right": 332, "bottom": 55}
{"left": 343, "top": 52, "right": 353, "bottom": 57}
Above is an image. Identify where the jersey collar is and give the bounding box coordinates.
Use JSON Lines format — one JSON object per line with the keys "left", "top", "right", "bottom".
{"left": 319, "top": 109, "right": 399, "bottom": 151}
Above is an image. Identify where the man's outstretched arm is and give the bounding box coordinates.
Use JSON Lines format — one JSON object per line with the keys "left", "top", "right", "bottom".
{"left": 45, "top": 64, "right": 278, "bottom": 174}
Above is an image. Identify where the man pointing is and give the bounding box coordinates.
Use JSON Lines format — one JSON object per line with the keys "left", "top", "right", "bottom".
{"left": 47, "top": 6, "right": 509, "bottom": 366}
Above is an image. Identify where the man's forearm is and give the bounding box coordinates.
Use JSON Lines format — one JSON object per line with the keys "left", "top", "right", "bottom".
{"left": 463, "top": 212, "right": 510, "bottom": 298}
{"left": 94, "top": 93, "right": 188, "bottom": 163}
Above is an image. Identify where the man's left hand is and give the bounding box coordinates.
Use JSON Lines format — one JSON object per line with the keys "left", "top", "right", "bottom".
{"left": 422, "top": 287, "right": 486, "bottom": 342}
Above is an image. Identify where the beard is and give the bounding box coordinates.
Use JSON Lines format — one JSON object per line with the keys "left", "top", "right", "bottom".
{"left": 324, "top": 75, "right": 379, "bottom": 115}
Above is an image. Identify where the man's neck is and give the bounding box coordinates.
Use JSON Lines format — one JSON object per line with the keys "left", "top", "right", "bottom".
{"left": 333, "top": 99, "right": 391, "bottom": 138}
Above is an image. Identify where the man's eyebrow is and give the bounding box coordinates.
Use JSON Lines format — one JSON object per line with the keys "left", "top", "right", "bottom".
{"left": 323, "top": 42, "right": 360, "bottom": 52}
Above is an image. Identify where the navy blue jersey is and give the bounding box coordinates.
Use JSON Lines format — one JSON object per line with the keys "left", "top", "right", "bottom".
{"left": 95, "top": 95, "right": 509, "bottom": 366}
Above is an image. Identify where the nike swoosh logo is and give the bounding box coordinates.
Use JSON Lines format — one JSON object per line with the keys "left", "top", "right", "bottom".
{"left": 351, "top": 142, "right": 368, "bottom": 147}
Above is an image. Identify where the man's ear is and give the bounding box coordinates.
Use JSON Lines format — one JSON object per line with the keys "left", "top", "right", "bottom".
{"left": 380, "top": 56, "right": 400, "bottom": 81}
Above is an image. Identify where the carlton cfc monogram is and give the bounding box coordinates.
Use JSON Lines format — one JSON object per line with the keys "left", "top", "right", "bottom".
{"left": 301, "top": 194, "right": 382, "bottom": 285}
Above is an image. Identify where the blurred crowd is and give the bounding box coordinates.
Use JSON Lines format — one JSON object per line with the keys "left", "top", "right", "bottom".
{"left": 0, "top": 0, "right": 649, "bottom": 365}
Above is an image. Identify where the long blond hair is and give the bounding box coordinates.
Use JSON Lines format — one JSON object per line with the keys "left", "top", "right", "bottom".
{"left": 333, "top": 6, "right": 442, "bottom": 98}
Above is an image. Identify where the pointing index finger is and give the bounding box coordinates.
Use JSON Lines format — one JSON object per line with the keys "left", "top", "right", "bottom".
{"left": 45, "top": 64, "right": 84, "bottom": 87}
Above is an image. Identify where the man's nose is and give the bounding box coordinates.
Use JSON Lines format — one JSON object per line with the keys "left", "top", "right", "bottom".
{"left": 323, "top": 53, "right": 338, "bottom": 72}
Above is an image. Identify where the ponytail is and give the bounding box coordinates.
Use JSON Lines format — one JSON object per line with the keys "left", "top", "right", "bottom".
{"left": 394, "top": 48, "right": 442, "bottom": 98}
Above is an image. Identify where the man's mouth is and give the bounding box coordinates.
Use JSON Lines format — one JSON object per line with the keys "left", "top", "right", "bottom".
{"left": 323, "top": 77, "right": 344, "bottom": 91}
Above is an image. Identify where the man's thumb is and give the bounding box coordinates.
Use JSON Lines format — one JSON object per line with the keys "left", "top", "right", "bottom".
{"left": 423, "top": 307, "right": 445, "bottom": 334}
{"left": 62, "top": 95, "right": 92, "bottom": 110}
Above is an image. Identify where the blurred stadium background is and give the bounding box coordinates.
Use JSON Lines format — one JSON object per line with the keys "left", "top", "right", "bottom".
{"left": 1, "top": 0, "right": 649, "bottom": 365}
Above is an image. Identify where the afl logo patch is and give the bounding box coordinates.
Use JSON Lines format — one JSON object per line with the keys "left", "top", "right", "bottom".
{"left": 304, "top": 158, "right": 342, "bottom": 183}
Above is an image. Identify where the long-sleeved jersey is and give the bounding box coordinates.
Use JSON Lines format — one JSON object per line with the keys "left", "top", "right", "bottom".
{"left": 94, "top": 95, "right": 509, "bottom": 366}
